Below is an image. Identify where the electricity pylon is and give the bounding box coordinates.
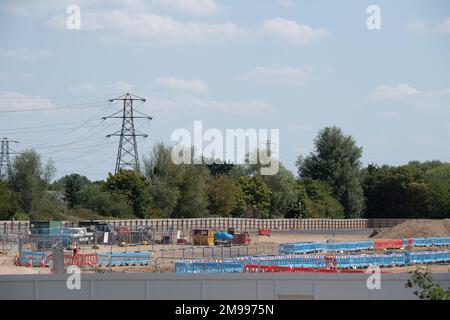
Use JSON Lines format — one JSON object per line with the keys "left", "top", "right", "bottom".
{"left": 103, "top": 93, "right": 152, "bottom": 173}
{"left": 0, "top": 137, "right": 19, "bottom": 180}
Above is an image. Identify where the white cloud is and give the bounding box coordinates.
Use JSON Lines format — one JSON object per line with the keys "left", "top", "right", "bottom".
{"left": 405, "top": 17, "right": 450, "bottom": 35}
{"left": 404, "top": 19, "right": 427, "bottom": 33}
{"left": 152, "top": 0, "right": 220, "bottom": 15}
{"left": 67, "top": 82, "right": 97, "bottom": 93}
{"left": 153, "top": 77, "right": 208, "bottom": 93}
{"left": 179, "top": 96, "right": 271, "bottom": 113}
{"left": 370, "top": 83, "right": 421, "bottom": 101}
{"left": 44, "top": 11, "right": 240, "bottom": 45}
{"left": 240, "top": 66, "right": 308, "bottom": 84}
{"left": 259, "top": 18, "right": 328, "bottom": 44}
{"left": 0, "top": 48, "right": 50, "bottom": 60}
{"left": 0, "top": 91, "right": 55, "bottom": 111}
{"left": 434, "top": 17, "right": 450, "bottom": 34}
{"left": 108, "top": 81, "right": 135, "bottom": 92}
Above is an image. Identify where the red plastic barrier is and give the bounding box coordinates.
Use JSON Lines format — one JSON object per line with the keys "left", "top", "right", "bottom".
{"left": 258, "top": 229, "right": 272, "bottom": 236}
{"left": 243, "top": 264, "right": 367, "bottom": 273}
{"left": 64, "top": 253, "right": 98, "bottom": 267}
{"left": 374, "top": 239, "right": 404, "bottom": 250}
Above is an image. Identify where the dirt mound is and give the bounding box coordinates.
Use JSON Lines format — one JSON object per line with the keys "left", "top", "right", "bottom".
{"left": 373, "top": 219, "right": 450, "bottom": 239}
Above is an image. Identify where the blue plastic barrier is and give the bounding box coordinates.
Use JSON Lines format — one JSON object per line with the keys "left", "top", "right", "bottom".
{"left": 96, "top": 251, "right": 151, "bottom": 267}
{"left": 280, "top": 240, "right": 374, "bottom": 254}
{"left": 20, "top": 251, "right": 49, "bottom": 266}
{"left": 174, "top": 250, "right": 450, "bottom": 273}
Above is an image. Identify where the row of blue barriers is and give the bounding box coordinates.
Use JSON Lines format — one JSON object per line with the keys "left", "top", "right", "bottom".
{"left": 175, "top": 250, "right": 450, "bottom": 273}
{"left": 96, "top": 252, "right": 152, "bottom": 267}
{"left": 280, "top": 241, "right": 375, "bottom": 254}
{"left": 280, "top": 237, "right": 450, "bottom": 254}
{"left": 410, "top": 238, "right": 450, "bottom": 247}
{"left": 20, "top": 251, "right": 50, "bottom": 266}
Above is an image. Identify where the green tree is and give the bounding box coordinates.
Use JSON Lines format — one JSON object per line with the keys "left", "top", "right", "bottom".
{"left": 144, "top": 143, "right": 183, "bottom": 217}
{"left": 237, "top": 176, "right": 272, "bottom": 218}
{"left": 59, "top": 174, "right": 90, "bottom": 208}
{"left": 264, "top": 164, "right": 301, "bottom": 218}
{"left": 80, "top": 184, "right": 133, "bottom": 218}
{"left": 10, "top": 149, "right": 54, "bottom": 213}
{"left": 207, "top": 175, "right": 241, "bottom": 217}
{"left": 103, "top": 169, "right": 151, "bottom": 218}
{"left": 173, "top": 165, "right": 210, "bottom": 218}
{"left": 406, "top": 269, "right": 449, "bottom": 300}
{"left": 299, "top": 179, "right": 345, "bottom": 218}
{"left": 426, "top": 164, "right": 450, "bottom": 218}
{"left": 0, "top": 179, "right": 20, "bottom": 219}
{"left": 296, "top": 126, "right": 365, "bottom": 218}
{"left": 363, "top": 164, "right": 431, "bottom": 218}
{"left": 147, "top": 177, "right": 180, "bottom": 217}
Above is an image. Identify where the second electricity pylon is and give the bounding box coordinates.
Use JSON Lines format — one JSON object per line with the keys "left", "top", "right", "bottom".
{"left": 0, "top": 137, "right": 19, "bottom": 180}
{"left": 103, "top": 93, "right": 152, "bottom": 173}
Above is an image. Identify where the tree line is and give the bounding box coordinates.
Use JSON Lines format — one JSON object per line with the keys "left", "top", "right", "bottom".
{"left": 1, "top": 126, "right": 449, "bottom": 220}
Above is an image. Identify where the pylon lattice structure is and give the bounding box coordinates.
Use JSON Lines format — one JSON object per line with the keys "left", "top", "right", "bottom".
{"left": 0, "top": 137, "right": 19, "bottom": 180}
{"left": 103, "top": 93, "right": 152, "bottom": 173}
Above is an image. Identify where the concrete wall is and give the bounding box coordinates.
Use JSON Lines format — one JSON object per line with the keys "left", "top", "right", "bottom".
{"left": 1, "top": 273, "right": 449, "bottom": 300}
{"left": 0, "top": 218, "right": 407, "bottom": 233}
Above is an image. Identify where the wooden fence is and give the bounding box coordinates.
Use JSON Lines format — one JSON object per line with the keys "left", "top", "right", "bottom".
{"left": 0, "top": 218, "right": 408, "bottom": 233}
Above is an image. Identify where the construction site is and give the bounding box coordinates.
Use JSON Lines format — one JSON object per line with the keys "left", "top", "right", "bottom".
{"left": 0, "top": 218, "right": 449, "bottom": 275}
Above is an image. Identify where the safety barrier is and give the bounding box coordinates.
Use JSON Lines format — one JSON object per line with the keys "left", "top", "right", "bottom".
{"left": 96, "top": 251, "right": 151, "bottom": 267}
{"left": 373, "top": 239, "right": 404, "bottom": 250}
{"left": 243, "top": 264, "right": 367, "bottom": 273}
{"left": 280, "top": 237, "right": 450, "bottom": 255}
{"left": 411, "top": 237, "right": 450, "bottom": 247}
{"left": 175, "top": 250, "right": 450, "bottom": 273}
{"left": 19, "top": 251, "right": 50, "bottom": 267}
{"left": 64, "top": 253, "right": 98, "bottom": 267}
{"left": 280, "top": 241, "right": 374, "bottom": 254}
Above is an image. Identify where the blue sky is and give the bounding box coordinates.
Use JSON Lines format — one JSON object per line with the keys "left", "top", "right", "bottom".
{"left": 0, "top": 0, "right": 450, "bottom": 181}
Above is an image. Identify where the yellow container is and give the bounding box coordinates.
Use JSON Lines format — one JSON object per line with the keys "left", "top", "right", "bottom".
{"left": 192, "top": 229, "right": 215, "bottom": 246}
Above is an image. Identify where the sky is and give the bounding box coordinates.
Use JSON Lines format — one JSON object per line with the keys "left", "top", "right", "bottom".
{"left": 0, "top": 0, "right": 450, "bottom": 181}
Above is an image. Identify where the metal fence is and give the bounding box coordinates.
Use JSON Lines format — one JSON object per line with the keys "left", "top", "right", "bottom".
{"left": 0, "top": 218, "right": 409, "bottom": 234}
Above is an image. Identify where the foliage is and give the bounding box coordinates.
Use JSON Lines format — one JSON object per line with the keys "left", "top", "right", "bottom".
{"left": 9, "top": 149, "right": 55, "bottom": 213}
{"left": 173, "top": 165, "right": 210, "bottom": 218}
{"left": 79, "top": 184, "right": 133, "bottom": 218}
{"left": 297, "top": 126, "right": 365, "bottom": 218}
{"left": 0, "top": 179, "right": 21, "bottom": 219}
{"left": 363, "top": 164, "right": 431, "bottom": 218}
{"left": 207, "top": 175, "right": 242, "bottom": 217}
{"left": 425, "top": 164, "right": 450, "bottom": 218}
{"left": 299, "top": 179, "right": 345, "bottom": 218}
{"left": 58, "top": 174, "right": 90, "bottom": 208}
{"left": 406, "top": 269, "right": 449, "bottom": 300}
{"left": 264, "top": 165, "right": 301, "bottom": 218}
{"left": 104, "top": 169, "right": 151, "bottom": 218}
{"left": 236, "top": 176, "right": 272, "bottom": 218}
